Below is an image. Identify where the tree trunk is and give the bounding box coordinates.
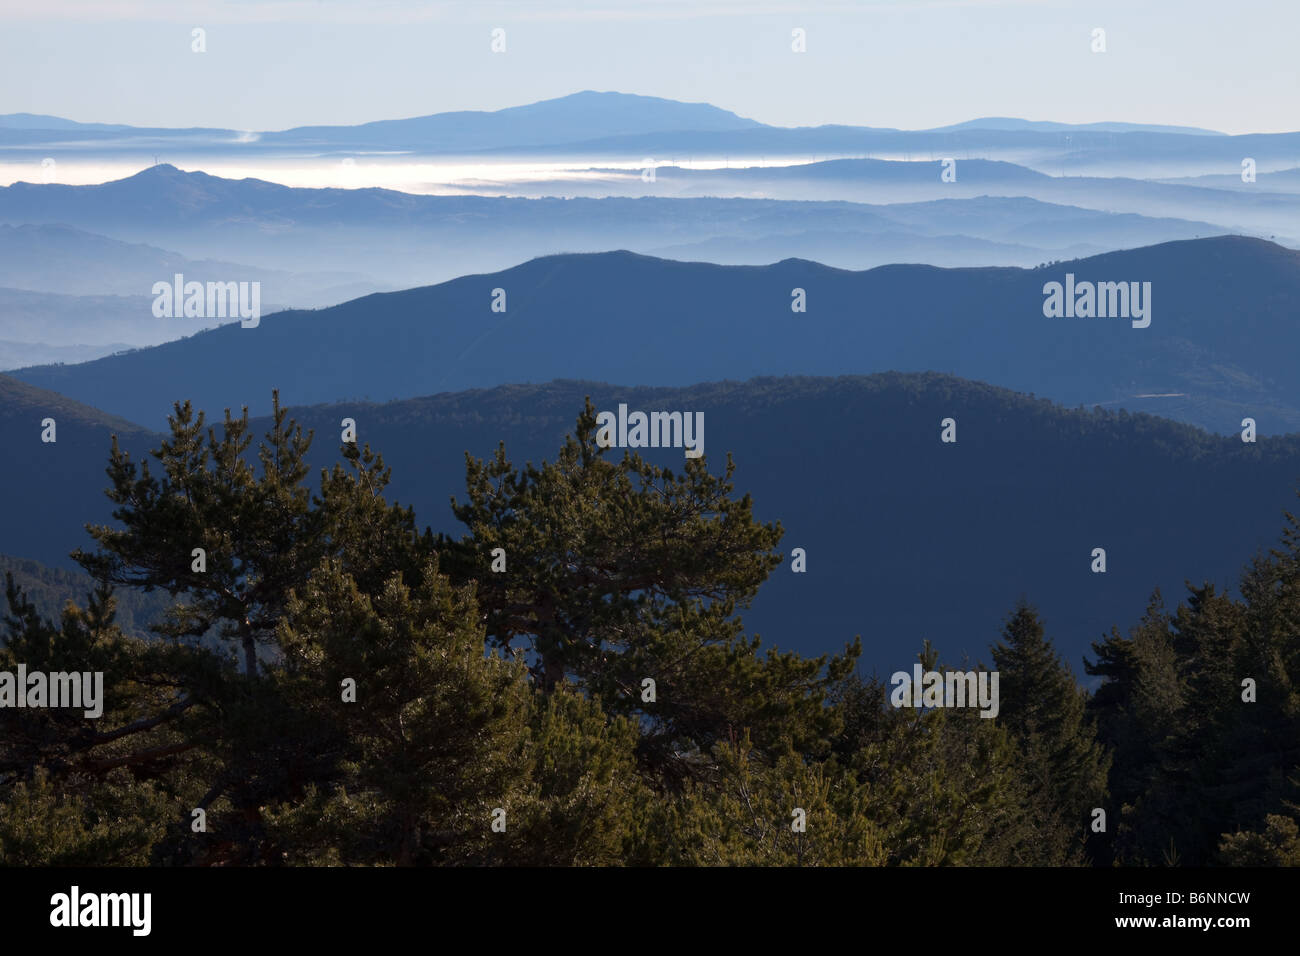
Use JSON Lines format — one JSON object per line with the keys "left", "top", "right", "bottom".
{"left": 541, "top": 647, "right": 564, "bottom": 694}
{"left": 243, "top": 633, "right": 257, "bottom": 678}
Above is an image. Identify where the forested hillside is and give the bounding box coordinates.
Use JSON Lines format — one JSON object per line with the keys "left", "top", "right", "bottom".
{"left": 2, "top": 390, "right": 1297, "bottom": 866}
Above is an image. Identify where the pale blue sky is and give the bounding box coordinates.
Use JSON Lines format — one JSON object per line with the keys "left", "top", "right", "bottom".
{"left": 0, "top": 0, "right": 1295, "bottom": 134}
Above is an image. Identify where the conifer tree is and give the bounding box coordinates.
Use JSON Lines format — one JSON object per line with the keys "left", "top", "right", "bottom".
{"left": 669, "top": 730, "right": 886, "bottom": 866}
{"left": 74, "top": 391, "right": 429, "bottom": 678}
{"left": 1084, "top": 591, "right": 1186, "bottom": 863}
{"left": 499, "top": 685, "right": 656, "bottom": 866}
{"left": 268, "top": 558, "right": 535, "bottom": 865}
{"left": 1, "top": 577, "right": 202, "bottom": 864}
{"left": 20, "top": 392, "right": 670, "bottom": 866}
{"left": 440, "top": 398, "right": 858, "bottom": 789}
{"left": 993, "top": 602, "right": 1109, "bottom": 864}
{"left": 827, "top": 659, "right": 1038, "bottom": 866}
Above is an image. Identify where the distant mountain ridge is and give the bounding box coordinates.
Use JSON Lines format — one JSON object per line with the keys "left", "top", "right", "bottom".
{"left": 0, "top": 93, "right": 1228, "bottom": 142}
{"left": 264, "top": 90, "right": 765, "bottom": 150}
{"left": 929, "top": 117, "right": 1226, "bottom": 136}
{"left": 0, "top": 223, "right": 380, "bottom": 305}
{"left": 0, "top": 113, "right": 135, "bottom": 132}
{"left": 0, "top": 163, "right": 1267, "bottom": 291}
{"left": 1, "top": 92, "right": 1289, "bottom": 175}
{"left": 488, "top": 158, "right": 1299, "bottom": 243}
{"left": 10, "top": 236, "right": 1300, "bottom": 435}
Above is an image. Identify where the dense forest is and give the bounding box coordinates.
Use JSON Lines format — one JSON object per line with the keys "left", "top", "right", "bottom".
{"left": 1, "top": 391, "right": 1298, "bottom": 866}
{"left": 0, "top": 555, "right": 170, "bottom": 640}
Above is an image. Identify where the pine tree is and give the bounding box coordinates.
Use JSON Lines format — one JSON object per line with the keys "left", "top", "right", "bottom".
{"left": 44, "top": 392, "right": 477, "bottom": 864}
{"left": 440, "top": 398, "right": 859, "bottom": 790}
{"left": 669, "top": 730, "right": 886, "bottom": 866}
{"left": 27, "top": 392, "right": 671, "bottom": 866}
{"left": 501, "top": 685, "right": 655, "bottom": 866}
{"left": 74, "top": 394, "right": 314, "bottom": 677}
{"left": 1219, "top": 812, "right": 1300, "bottom": 865}
{"left": 1, "top": 577, "right": 201, "bottom": 864}
{"left": 827, "top": 659, "right": 1038, "bottom": 866}
{"left": 268, "top": 558, "right": 534, "bottom": 865}
{"left": 75, "top": 392, "right": 428, "bottom": 678}
{"left": 992, "top": 602, "right": 1109, "bottom": 864}
{"left": 1084, "top": 591, "right": 1187, "bottom": 863}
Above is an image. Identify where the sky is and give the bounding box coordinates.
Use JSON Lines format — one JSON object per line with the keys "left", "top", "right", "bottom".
{"left": 0, "top": 0, "right": 1296, "bottom": 135}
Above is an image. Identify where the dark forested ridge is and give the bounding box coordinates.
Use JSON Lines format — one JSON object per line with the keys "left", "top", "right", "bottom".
{"left": 248, "top": 373, "right": 1300, "bottom": 676}
{"left": 2, "top": 383, "right": 1298, "bottom": 867}
{"left": 11, "top": 236, "right": 1300, "bottom": 433}
{"left": 0, "top": 374, "right": 159, "bottom": 574}
{"left": 4, "top": 371, "right": 1299, "bottom": 678}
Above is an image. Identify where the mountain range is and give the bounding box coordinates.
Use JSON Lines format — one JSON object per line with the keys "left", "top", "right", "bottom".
{"left": 0, "top": 163, "right": 1280, "bottom": 326}
{"left": 0, "top": 92, "right": 1230, "bottom": 146}
{"left": 4, "top": 91, "right": 1299, "bottom": 682}
{"left": 474, "top": 158, "right": 1299, "bottom": 245}
{"left": 4, "top": 92, "right": 1284, "bottom": 181}
{"left": 0, "top": 223, "right": 379, "bottom": 305}
{"left": 10, "top": 236, "right": 1299, "bottom": 435}
{"left": 0, "top": 164, "right": 996, "bottom": 285}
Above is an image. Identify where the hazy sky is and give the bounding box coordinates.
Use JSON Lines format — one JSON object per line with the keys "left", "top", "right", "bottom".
{"left": 0, "top": 0, "right": 1295, "bottom": 134}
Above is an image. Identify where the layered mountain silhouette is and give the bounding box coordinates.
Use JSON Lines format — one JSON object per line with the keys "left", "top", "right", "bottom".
{"left": 0, "top": 92, "right": 763, "bottom": 152}
{"left": 4, "top": 371, "right": 1297, "bottom": 677}
{"left": 4, "top": 92, "right": 1291, "bottom": 178}
{"left": 484, "top": 158, "right": 1297, "bottom": 243}
{"left": 4, "top": 93, "right": 1297, "bottom": 680}
{"left": 927, "top": 117, "right": 1225, "bottom": 136}
{"left": 0, "top": 96, "right": 1225, "bottom": 145}
{"left": 5, "top": 162, "right": 1289, "bottom": 303}
{"left": 11, "top": 237, "right": 1299, "bottom": 434}
{"left": 1, "top": 164, "right": 1244, "bottom": 286}
{"left": 0, "top": 223, "right": 379, "bottom": 305}
{"left": 0, "top": 287, "right": 156, "bottom": 365}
